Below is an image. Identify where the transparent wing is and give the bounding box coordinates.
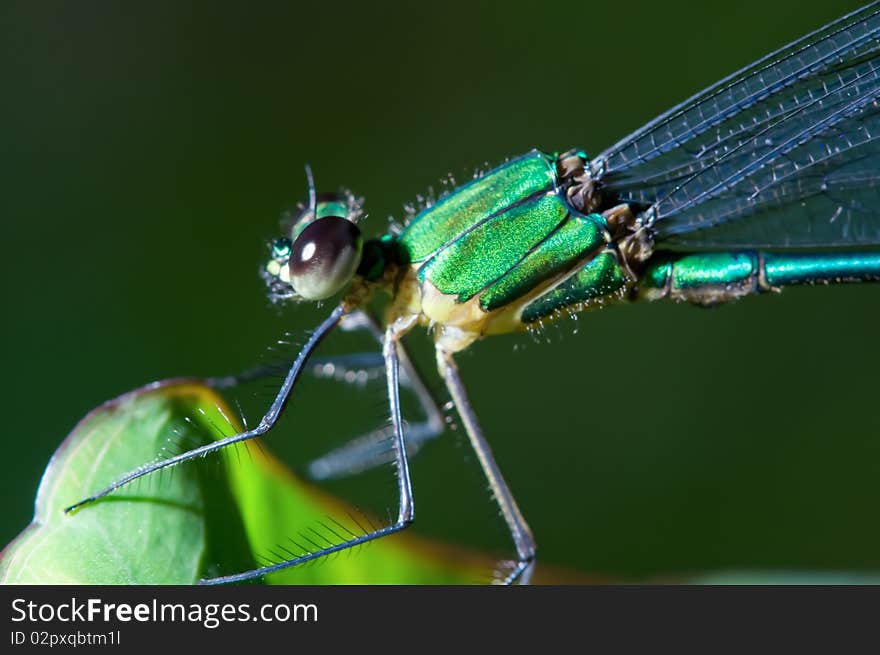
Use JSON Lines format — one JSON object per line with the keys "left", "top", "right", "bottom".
{"left": 592, "top": 2, "right": 880, "bottom": 249}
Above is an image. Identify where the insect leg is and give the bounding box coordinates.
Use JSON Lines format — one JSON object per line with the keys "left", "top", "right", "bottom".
{"left": 206, "top": 362, "right": 294, "bottom": 389}
{"left": 199, "top": 317, "right": 416, "bottom": 584}
{"left": 204, "top": 312, "right": 389, "bottom": 391}
{"left": 306, "top": 310, "right": 444, "bottom": 480}
{"left": 64, "top": 304, "right": 347, "bottom": 514}
{"left": 436, "top": 348, "right": 536, "bottom": 585}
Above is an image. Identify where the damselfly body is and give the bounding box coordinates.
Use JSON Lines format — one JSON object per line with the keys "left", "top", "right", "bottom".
{"left": 67, "top": 2, "right": 880, "bottom": 584}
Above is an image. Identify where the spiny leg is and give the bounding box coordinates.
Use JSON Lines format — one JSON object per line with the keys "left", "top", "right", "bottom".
{"left": 203, "top": 308, "right": 442, "bottom": 480}
{"left": 309, "top": 352, "right": 386, "bottom": 385}
{"left": 64, "top": 305, "right": 347, "bottom": 514}
{"left": 307, "top": 310, "right": 444, "bottom": 480}
{"left": 203, "top": 311, "right": 388, "bottom": 391}
{"left": 200, "top": 318, "right": 416, "bottom": 584}
{"left": 436, "top": 349, "right": 536, "bottom": 585}
{"left": 206, "top": 363, "right": 291, "bottom": 390}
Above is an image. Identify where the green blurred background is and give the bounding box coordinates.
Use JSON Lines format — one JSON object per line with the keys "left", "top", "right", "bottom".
{"left": 2, "top": 0, "right": 878, "bottom": 581}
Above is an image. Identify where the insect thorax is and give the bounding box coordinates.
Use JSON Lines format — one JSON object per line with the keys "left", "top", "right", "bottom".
{"left": 343, "top": 149, "right": 661, "bottom": 349}
{"left": 558, "top": 150, "right": 655, "bottom": 268}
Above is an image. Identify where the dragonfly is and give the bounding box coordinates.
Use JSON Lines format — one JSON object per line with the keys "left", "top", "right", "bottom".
{"left": 66, "top": 2, "right": 880, "bottom": 584}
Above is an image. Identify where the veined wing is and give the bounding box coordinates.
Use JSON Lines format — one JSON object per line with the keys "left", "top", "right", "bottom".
{"left": 592, "top": 2, "right": 880, "bottom": 248}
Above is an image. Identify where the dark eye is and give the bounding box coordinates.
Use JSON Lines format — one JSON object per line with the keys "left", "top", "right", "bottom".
{"left": 288, "top": 216, "right": 363, "bottom": 300}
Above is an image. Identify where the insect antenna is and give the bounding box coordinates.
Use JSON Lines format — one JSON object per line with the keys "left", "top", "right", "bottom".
{"left": 304, "top": 163, "right": 317, "bottom": 216}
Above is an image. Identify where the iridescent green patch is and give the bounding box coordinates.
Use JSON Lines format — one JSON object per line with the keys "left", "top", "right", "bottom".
{"left": 479, "top": 213, "right": 608, "bottom": 311}
{"left": 521, "top": 250, "right": 628, "bottom": 323}
{"left": 419, "top": 192, "right": 569, "bottom": 302}
{"left": 315, "top": 199, "right": 349, "bottom": 219}
{"left": 290, "top": 197, "right": 353, "bottom": 241}
{"left": 670, "top": 252, "right": 757, "bottom": 288}
{"left": 640, "top": 254, "right": 672, "bottom": 292}
{"left": 399, "top": 150, "right": 556, "bottom": 263}
{"left": 764, "top": 251, "right": 880, "bottom": 286}
{"left": 637, "top": 251, "right": 761, "bottom": 304}
{"left": 643, "top": 251, "right": 880, "bottom": 297}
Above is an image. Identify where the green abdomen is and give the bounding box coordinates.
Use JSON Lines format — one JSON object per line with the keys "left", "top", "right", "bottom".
{"left": 639, "top": 250, "right": 880, "bottom": 305}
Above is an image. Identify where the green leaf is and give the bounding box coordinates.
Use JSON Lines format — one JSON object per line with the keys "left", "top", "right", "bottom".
{"left": 0, "top": 380, "right": 253, "bottom": 584}
{"left": 11, "top": 378, "right": 877, "bottom": 585}
{"left": 0, "top": 379, "right": 532, "bottom": 584}
{"left": 229, "top": 444, "right": 507, "bottom": 584}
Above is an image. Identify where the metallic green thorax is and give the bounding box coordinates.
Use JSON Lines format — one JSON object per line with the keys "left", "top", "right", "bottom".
{"left": 479, "top": 213, "right": 610, "bottom": 312}
{"left": 380, "top": 148, "right": 880, "bottom": 332}
{"left": 400, "top": 151, "right": 558, "bottom": 263}
{"left": 420, "top": 192, "right": 567, "bottom": 302}
{"left": 520, "top": 251, "right": 629, "bottom": 323}
{"left": 397, "top": 149, "right": 612, "bottom": 314}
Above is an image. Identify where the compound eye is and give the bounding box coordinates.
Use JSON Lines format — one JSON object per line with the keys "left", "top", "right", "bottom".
{"left": 288, "top": 216, "right": 362, "bottom": 300}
